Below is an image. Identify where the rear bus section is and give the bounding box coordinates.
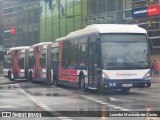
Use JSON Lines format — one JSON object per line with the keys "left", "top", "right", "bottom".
{"left": 28, "top": 42, "right": 53, "bottom": 84}
{"left": 3, "top": 47, "right": 30, "bottom": 81}
{"left": 3, "top": 50, "right": 12, "bottom": 79}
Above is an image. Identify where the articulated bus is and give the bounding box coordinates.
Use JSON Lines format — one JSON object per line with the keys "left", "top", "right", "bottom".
{"left": 3, "top": 47, "right": 30, "bottom": 81}
{"left": 28, "top": 42, "right": 53, "bottom": 84}
{"left": 51, "top": 24, "right": 151, "bottom": 92}
{"left": 4, "top": 24, "right": 151, "bottom": 92}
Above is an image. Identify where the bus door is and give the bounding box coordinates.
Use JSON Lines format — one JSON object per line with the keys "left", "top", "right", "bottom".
{"left": 51, "top": 47, "right": 59, "bottom": 81}
{"left": 35, "top": 46, "right": 44, "bottom": 80}
{"left": 88, "top": 43, "right": 98, "bottom": 88}
{"left": 13, "top": 50, "right": 20, "bottom": 79}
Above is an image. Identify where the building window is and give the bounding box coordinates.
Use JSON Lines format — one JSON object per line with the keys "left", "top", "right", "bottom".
{"left": 107, "top": 0, "right": 115, "bottom": 12}
{"left": 98, "top": 0, "right": 106, "bottom": 13}
{"left": 88, "top": 0, "right": 98, "bottom": 15}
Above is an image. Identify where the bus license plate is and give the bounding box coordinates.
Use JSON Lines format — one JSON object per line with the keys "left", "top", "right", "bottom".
{"left": 122, "top": 84, "right": 132, "bottom": 87}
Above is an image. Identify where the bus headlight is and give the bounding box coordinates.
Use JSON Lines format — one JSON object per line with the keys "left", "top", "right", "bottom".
{"left": 102, "top": 72, "right": 110, "bottom": 80}
{"left": 143, "top": 71, "right": 150, "bottom": 78}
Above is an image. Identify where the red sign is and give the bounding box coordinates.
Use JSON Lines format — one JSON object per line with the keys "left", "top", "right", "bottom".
{"left": 10, "top": 26, "right": 16, "bottom": 35}
{"left": 148, "top": 4, "right": 160, "bottom": 16}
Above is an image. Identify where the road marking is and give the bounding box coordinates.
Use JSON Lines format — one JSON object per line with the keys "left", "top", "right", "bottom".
{"left": 0, "top": 105, "right": 17, "bottom": 108}
{"left": 61, "top": 119, "right": 72, "bottom": 120}
{"left": 100, "top": 102, "right": 108, "bottom": 105}
{"left": 113, "top": 106, "right": 123, "bottom": 109}
{"left": 109, "top": 97, "right": 118, "bottom": 101}
{"left": 19, "top": 88, "right": 72, "bottom": 120}
{"left": 151, "top": 84, "right": 160, "bottom": 88}
{"left": 81, "top": 95, "right": 160, "bottom": 120}
{"left": 58, "top": 117, "right": 69, "bottom": 119}
{"left": 95, "top": 100, "right": 103, "bottom": 103}
{"left": 81, "top": 95, "right": 130, "bottom": 112}
{"left": 108, "top": 105, "right": 116, "bottom": 107}
{"left": 150, "top": 118, "right": 160, "bottom": 120}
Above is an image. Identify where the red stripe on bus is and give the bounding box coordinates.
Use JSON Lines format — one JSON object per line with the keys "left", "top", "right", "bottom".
{"left": 68, "top": 76, "right": 77, "bottom": 81}
{"left": 68, "top": 70, "right": 77, "bottom": 75}
{"left": 59, "top": 75, "right": 77, "bottom": 82}
{"left": 59, "top": 75, "right": 68, "bottom": 80}
{"left": 59, "top": 41, "right": 62, "bottom": 46}
{"left": 60, "top": 69, "right": 68, "bottom": 74}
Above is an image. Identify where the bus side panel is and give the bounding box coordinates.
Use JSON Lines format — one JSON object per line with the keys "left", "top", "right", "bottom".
{"left": 33, "top": 46, "right": 42, "bottom": 80}
{"left": 11, "top": 50, "right": 21, "bottom": 79}
{"left": 28, "top": 48, "right": 35, "bottom": 80}
{"left": 32, "top": 45, "right": 47, "bottom": 81}
{"left": 3, "top": 51, "right": 12, "bottom": 77}
{"left": 25, "top": 49, "right": 29, "bottom": 80}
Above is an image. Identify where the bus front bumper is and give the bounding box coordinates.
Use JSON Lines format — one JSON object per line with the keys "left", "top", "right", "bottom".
{"left": 101, "top": 80, "right": 151, "bottom": 89}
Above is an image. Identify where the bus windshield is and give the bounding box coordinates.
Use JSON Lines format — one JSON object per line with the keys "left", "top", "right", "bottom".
{"left": 101, "top": 34, "right": 149, "bottom": 70}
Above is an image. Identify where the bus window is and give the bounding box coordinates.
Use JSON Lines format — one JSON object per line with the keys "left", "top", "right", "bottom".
{"left": 29, "top": 52, "right": 35, "bottom": 69}
{"left": 18, "top": 54, "right": 24, "bottom": 69}
{"left": 62, "top": 41, "right": 70, "bottom": 68}
{"left": 40, "top": 53, "right": 46, "bottom": 68}
{"left": 69, "top": 39, "right": 78, "bottom": 68}
{"left": 4, "top": 55, "right": 12, "bottom": 68}
{"left": 78, "top": 44, "right": 88, "bottom": 69}
{"left": 52, "top": 48, "right": 58, "bottom": 66}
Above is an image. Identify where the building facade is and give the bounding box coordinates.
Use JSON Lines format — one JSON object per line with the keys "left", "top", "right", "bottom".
{"left": 40, "top": 0, "right": 87, "bottom": 42}
{"left": 2, "top": 0, "right": 40, "bottom": 48}
{"left": 87, "top": 0, "right": 160, "bottom": 72}
{"left": 2, "top": 0, "right": 160, "bottom": 70}
{"left": 0, "top": 1, "right": 3, "bottom": 47}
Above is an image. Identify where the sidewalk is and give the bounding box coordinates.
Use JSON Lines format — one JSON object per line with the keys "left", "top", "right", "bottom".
{"left": 151, "top": 75, "right": 160, "bottom": 79}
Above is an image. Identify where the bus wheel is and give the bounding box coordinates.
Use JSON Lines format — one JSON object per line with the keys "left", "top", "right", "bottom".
{"left": 29, "top": 72, "right": 33, "bottom": 82}
{"left": 80, "top": 78, "right": 86, "bottom": 91}
{"left": 53, "top": 75, "right": 57, "bottom": 87}
{"left": 50, "top": 70, "right": 53, "bottom": 84}
{"left": 8, "top": 71, "right": 13, "bottom": 81}
{"left": 97, "top": 82, "right": 103, "bottom": 94}
{"left": 121, "top": 88, "right": 130, "bottom": 93}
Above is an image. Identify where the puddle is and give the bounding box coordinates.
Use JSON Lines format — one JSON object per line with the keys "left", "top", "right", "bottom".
{"left": 0, "top": 84, "right": 20, "bottom": 89}
{"left": 25, "top": 91, "right": 68, "bottom": 97}
{"left": 132, "top": 104, "right": 146, "bottom": 109}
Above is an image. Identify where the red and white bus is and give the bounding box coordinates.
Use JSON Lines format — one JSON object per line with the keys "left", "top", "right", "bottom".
{"left": 51, "top": 24, "right": 151, "bottom": 92}
{"left": 28, "top": 42, "right": 53, "bottom": 84}
{"left": 4, "top": 24, "right": 151, "bottom": 92}
{"left": 3, "top": 47, "right": 30, "bottom": 81}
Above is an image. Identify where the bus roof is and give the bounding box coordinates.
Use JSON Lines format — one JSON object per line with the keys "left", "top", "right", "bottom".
{"left": 31, "top": 42, "right": 52, "bottom": 47}
{"left": 10, "top": 46, "right": 30, "bottom": 51}
{"left": 56, "top": 37, "right": 65, "bottom": 41}
{"left": 56, "top": 24, "right": 147, "bottom": 41}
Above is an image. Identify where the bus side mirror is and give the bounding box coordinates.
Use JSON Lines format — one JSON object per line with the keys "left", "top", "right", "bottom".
{"left": 149, "top": 38, "right": 153, "bottom": 50}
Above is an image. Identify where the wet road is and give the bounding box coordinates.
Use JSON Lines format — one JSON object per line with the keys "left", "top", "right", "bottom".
{"left": 0, "top": 76, "right": 160, "bottom": 120}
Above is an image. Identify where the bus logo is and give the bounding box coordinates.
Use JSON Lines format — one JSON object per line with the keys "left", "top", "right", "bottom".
{"left": 116, "top": 73, "right": 137, "bottom": 77}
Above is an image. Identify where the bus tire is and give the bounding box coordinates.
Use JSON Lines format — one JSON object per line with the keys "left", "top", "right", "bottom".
{"left": 8, "top": 71, "right": 13, "bottom": 81}
{"left": 121, "top": 88, "right": 130, "bottom": 93}
{"left": 50, "top": 70, "right": 53, "bottom": 84}
{"left": 53, "top": 75, "right": 57, "bottom": 87}
{"left": 97, "top": 81, "right": 103, "bottom": 94}
{"left": 29, "top": 72, "right": 33, "bottom": 82}
{"left": 79, "top": 78, "right": 86, "bottom": 91}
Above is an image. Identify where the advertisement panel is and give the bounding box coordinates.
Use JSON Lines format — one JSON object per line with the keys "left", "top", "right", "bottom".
{"left": 132, "top": 5, "right": 160, "bottom": 18}
{"left": 148, "top": 4, "right": 160, "bottom": 16}
{"left": 132, "top": 7, "right": 147, "bottom": 18}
